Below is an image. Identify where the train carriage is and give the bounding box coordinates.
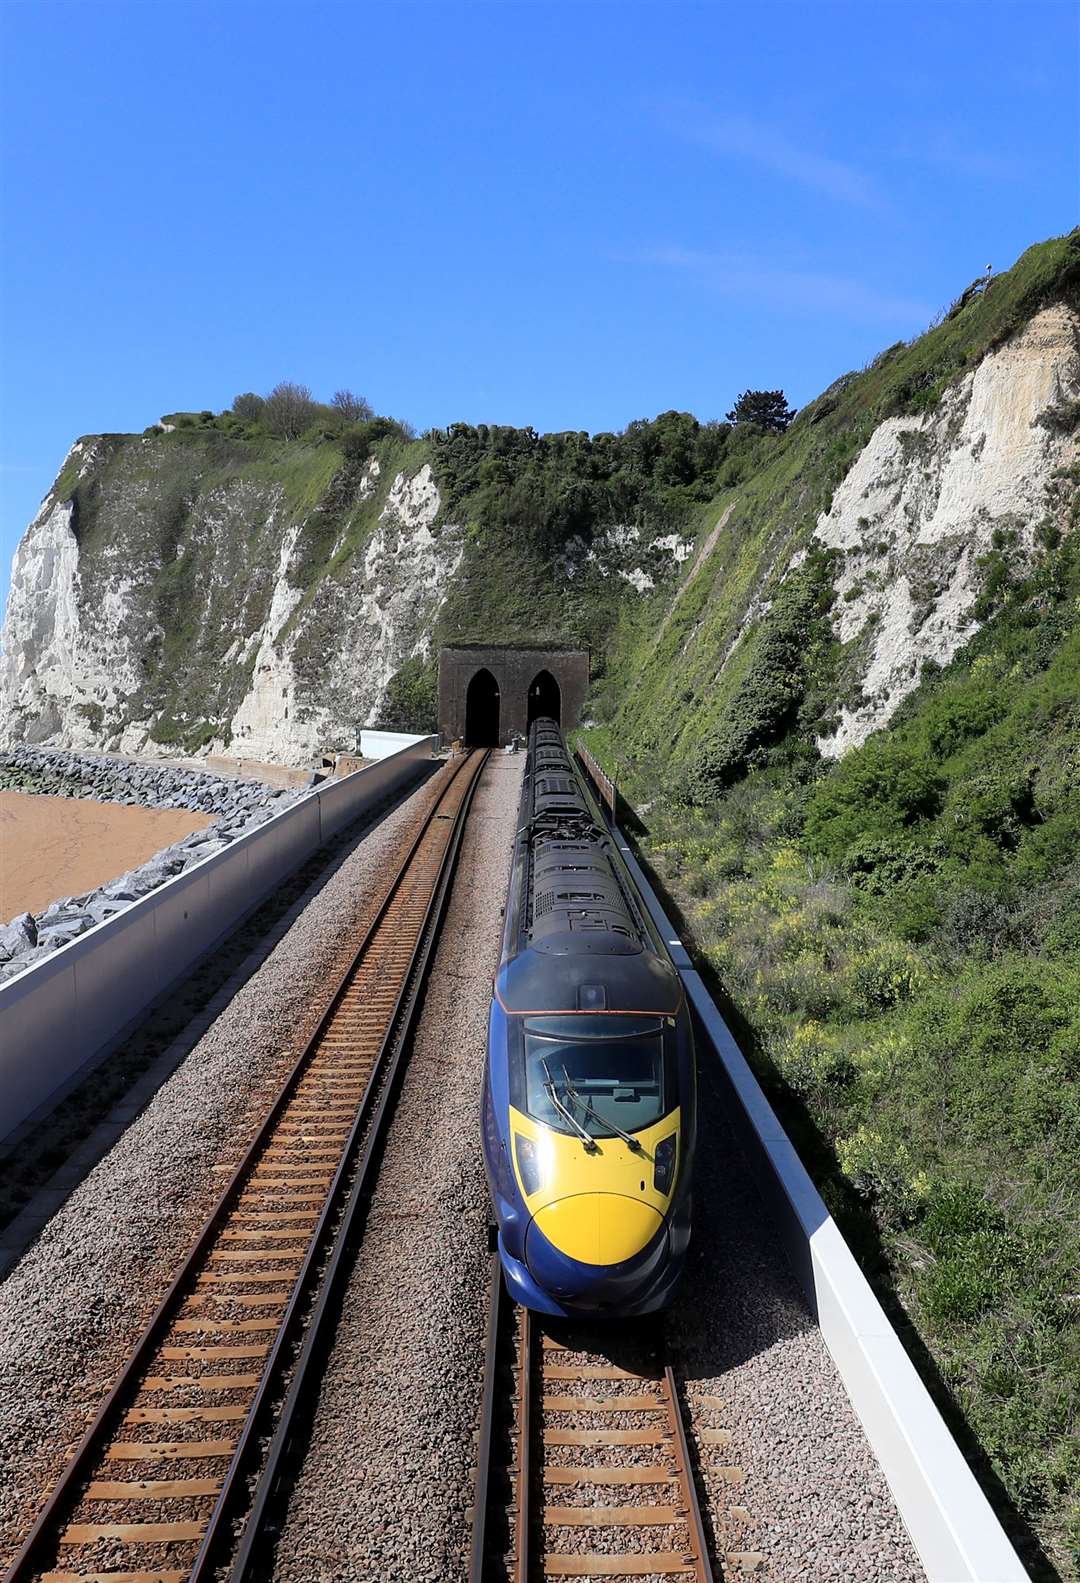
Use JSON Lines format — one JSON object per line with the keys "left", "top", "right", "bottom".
{"left": 482, "top": 719, "right": 696, "bottom": 1316}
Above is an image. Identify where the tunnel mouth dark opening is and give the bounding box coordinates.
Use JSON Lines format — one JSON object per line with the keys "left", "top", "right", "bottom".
{"left": 527, "top": 669, "right": 561, "bottom": 727}
{"left": 465, "top": 667, "right": 500, "bottom": 746}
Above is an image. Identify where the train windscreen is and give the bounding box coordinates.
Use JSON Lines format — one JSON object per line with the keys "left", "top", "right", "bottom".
{"left": 522, "top": 1015, "right": 667, "bottom": 1137}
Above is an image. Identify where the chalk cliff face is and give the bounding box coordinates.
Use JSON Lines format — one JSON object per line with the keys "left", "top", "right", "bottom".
{"left": 0, "top": 442, "right": 467, "bottom": 766}
{"left": 0, "top": 436, "right": 686, "bottom": 765}
{"left": 814, "top": 304, "right": 1080, "bottom": 754}
{"left": 1, "top": 236, "right": 1077, "bottom": 777}
{"left": 227, "top": 463, "right": 463, "bottom": 764}
{"left": 0, "top": 442, "right": 149, "bottom": 752}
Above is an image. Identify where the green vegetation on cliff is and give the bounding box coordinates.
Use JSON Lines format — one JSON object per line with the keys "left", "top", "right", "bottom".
{"left": 426, "top": 412, "right": 754, "bottom": 649}
{"left": 595, "top": 526, "right": 1079, "bottom": 1575}
{"left": 577, "top": 233, "right": 1080, "bottom": 1579}
{"left": 592, "top": 231, "right": 1080, "bottom": 797}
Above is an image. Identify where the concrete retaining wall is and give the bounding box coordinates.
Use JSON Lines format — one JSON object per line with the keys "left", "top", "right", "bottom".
{"left": 609, "top": 825, "right": 1027, "bottom": 1583}
{"left": 0, "top": 736, "right": 438, "bottom": 1148}
{"left": 359, "top": 729, "right": 429, "bottom": 761}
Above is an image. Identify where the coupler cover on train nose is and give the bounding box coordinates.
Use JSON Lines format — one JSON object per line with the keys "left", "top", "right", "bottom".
{"left": 530, "top": 1193, "right": 663, "bottom": 1266}
{"left": 525, "top": 1203, "right": 670, "bottom": 1309}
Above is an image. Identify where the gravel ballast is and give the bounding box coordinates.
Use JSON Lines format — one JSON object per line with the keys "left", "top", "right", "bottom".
{"left": 673, "top": 1057, "right": 925, "bottom": 1583}
{"left": 267, "top": 753, "right": 925, "bottom": 1583}
{"left": 0, "top": 768, "right": 448, "bottom": 1568}
{"left": 268, "top": 753, "right": 524, "bottom": 1583}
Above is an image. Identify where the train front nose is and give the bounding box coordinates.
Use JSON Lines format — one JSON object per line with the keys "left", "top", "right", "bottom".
{"left": 525, "top": 1194, "right": 667, "bottom": 1309}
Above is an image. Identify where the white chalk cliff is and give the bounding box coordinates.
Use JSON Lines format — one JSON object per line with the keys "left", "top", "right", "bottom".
{"left": 0, "top": 449, "right": 465, "bottom": 766}
{"left": 228, "top": 464, "right": 463, "bottom": 763}
{"left": 814, "top": 304, "right": 1080, "bottom": 754}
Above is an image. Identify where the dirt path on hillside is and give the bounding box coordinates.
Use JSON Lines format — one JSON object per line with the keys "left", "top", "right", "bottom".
{"left": 0, "top": 793, "right": 212, "bottom": 918}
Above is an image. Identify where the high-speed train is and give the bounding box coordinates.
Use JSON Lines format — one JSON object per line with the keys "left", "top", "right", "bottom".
{"left": 482, "top": 719, "right": 696, "bottom": 1316}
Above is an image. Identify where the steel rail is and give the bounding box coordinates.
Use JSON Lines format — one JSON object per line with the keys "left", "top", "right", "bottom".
{"left": 5, "top": 748, "right": 485, "bottom": 1583}
{"left": 468, "top": 1253, "right": 507, "bottom": 1582}
{"left": 514, "top": 1305, "right": 533, "bottom": 1583}
{"left": 665, "top": 1364, "right": 714, "bottom": 1581}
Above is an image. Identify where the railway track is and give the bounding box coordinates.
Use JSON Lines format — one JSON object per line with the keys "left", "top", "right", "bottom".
{"left": 6, "top": 747, "right": 488, "bottom": 1583}
{"left": 470, "top": 1258, "right": 718, "bottom": 1583}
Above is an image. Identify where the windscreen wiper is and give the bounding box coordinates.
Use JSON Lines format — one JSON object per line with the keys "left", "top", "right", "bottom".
{"left": 561, "top": 1064, "right": 642, "bottom": 1152}
{"left": 542, "top": 1058, "right": 598, "bottom": 1152}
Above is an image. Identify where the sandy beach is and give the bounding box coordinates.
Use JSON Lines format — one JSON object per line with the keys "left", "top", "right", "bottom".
{"left": 0, "top": 792, "right": 212, "bottom": 919}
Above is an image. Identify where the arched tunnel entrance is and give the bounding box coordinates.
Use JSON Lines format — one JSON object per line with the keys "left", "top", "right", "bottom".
{"left": 438, "top": 646, "right": 587, "bottom": 745}
{"left": 465, "top": 667, "right": 500, "bottom": 745}
{"left": 527, "top": 669, "right": 561, "bottom": 727}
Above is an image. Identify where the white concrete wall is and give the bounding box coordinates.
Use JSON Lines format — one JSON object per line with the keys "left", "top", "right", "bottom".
{"left": 0, "top": 736, "right": 437, "bottom": 1147}
{"left": 610, "top": 828, "right": 1027, "bottom": 1583}
{"left": 359, "top": 729, "right": 429, "bottom": 761}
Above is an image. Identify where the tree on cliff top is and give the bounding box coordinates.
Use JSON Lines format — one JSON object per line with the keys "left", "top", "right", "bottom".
{"left": 263, "top": 381, "right": 319, "bottom": 439}
{"left": 231, "top": 392, "right": 265, "bottom": 422}
{"left": 726, "top": 389, "right": 797, "bottom": 432}
{"left": 331, "top": 389, "right": 374, "bottom": 425}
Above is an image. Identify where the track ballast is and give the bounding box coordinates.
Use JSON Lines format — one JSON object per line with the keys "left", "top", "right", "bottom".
{"left": 470, "top": 1256, "right": 746, "bottom": 1582}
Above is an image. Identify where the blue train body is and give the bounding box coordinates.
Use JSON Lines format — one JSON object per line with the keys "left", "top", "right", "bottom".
{"left": 482, "top": 719, "right": 696, "bottom": 1316}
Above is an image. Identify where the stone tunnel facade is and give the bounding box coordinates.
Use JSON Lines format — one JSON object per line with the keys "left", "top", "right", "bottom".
{"left": 438, "top": 645, "right": 590, "bottom": 747}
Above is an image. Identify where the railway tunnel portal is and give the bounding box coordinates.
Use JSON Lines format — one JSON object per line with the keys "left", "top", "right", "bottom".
{"left": 439, "top": 645, "right": 589, "bottom": 747}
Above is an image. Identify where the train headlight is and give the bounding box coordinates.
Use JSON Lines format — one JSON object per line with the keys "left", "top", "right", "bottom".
{"left": 515, "top": 1133, "right": 546, "bottom": 1198}
{"left": 653, "top": 1134, "right": 677, "bottom": 1196}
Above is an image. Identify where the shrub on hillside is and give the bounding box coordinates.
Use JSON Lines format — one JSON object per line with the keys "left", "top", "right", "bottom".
{"left": 341, "top": 415, "right": 411, "bottom": 465}
{"left": 779, "top": 1021, "right": 857, "bottom": 1103}
{"left": 685, "top": 561, "right": 836, "bottom": 800}
{"left": 933, "top": 887, "right": 1016, "bottom": 962}
{"left": 906, "top": 960, "right": 1080, "bottom": 1150}
{"left": 374, "top": 655, "right": 437, "bottom": 733}
{"left": 841, "top": 834, "right": 941, "bottom": 893}
{"left": 1043, "top": 882, "right": 1080, "bottom": 958}
{"left": 836, "top": 1125, "right": 927, "bottom": 1224}
{"left": 850, "top": 942, "right": 924, "bottom": 1012}
{"left": 804, "top": 737, "right": 945, "bottom": 861}
{"left": 262, "top": 382, "right": 320, "bottom": 440}
{"left": 920, "top": 684, "right": 1008, "bottom": 758}
{"left": 918, "top": 1231, "right": 1002, "bottom": 1325}
{"left": 947, "top": 760, "right": 1038, "bottom": 850}
{"left": 231, "top": 392, "right": 264, "bottom": 421}
{"left": 920, "top": 1179, "right": 997, "bottom": 1251}
{"left": 767, "top": 956, "right": 847, "bottom": 1019}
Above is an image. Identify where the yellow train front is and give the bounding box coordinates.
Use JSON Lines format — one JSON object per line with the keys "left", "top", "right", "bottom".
{"left": 482, "top": 719, "right": 696, "bottom": 1316}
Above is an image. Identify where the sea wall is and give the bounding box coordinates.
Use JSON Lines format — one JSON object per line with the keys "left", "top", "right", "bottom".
{"left": 0, "top": 737, "right": 437, "bottom": 1144}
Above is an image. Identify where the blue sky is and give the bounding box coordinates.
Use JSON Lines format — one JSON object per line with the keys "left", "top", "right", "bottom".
{"left": 2, "top": 0, "right": 1077, "bottom": 608}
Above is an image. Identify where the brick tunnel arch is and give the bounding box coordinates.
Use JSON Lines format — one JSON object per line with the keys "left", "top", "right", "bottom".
{"left": 527, "top": 669, "right": 561, "bottom": 727}
{"left": 465, "top": 667, "right": 500, "bottom": 746}
{"left": 439, "top": 646, "right": 588, "bottom": 746}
